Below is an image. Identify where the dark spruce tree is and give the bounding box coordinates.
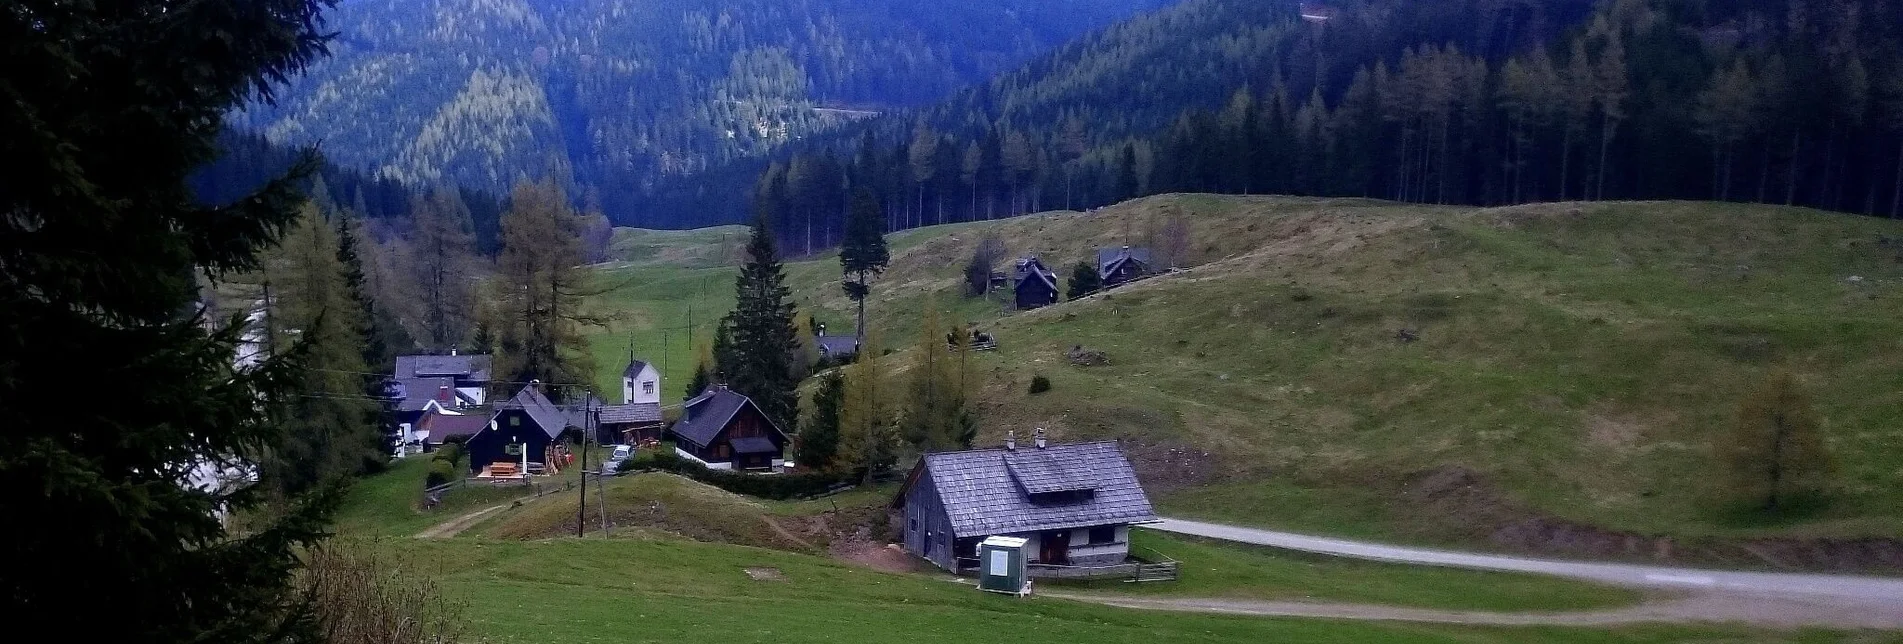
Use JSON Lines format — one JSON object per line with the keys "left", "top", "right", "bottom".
{"left": 839, "top": 186, "right": 890, "bottom": 340}
{"left": 1067, "top": 261, "right": 1102, "bottom": 300}
{"left": 725, "top": 218, "right": 803, "bottom": 428}
{"left": 801, "top": 370, "right": 847, "bottom": 471}
{"left": 0, "top": 0, "right": 341, "bottom": 642}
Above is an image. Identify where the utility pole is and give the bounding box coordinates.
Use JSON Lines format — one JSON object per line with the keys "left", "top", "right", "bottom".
{"left": 576, "top": 389, "right": 590, "bottom": 538}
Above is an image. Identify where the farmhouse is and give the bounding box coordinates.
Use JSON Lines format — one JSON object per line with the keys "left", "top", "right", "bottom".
{"left": 1096, "top": 246, "right": 1155, "bottom": 288}
{"left": 1012, "top": 257, "right": 1060, "bottom": 309}
{"left": 463, "top": 384, "right": 577, "bottom": 478}
{"left": 668, "top": 386, "right": 789, "bottom": 472}
{"left": 893, "top": 432, "right": 1159, "bottom": 574}
{"left": 596, "top": 358, "right": 664, "bottom": 443}
{"left": 393, "top": 352, "right": 492, "bottom": 408}
{"left": 814, "top": 323, "right": 859, "bottom": 361}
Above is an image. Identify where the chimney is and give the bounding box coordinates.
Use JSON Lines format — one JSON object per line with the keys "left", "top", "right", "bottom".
{"left": 1005, "top": 430, "right": 1016, "bottom": 451}
{"left": 437, "top": 385, "right": 451, "bottom": 404}
{"left": 817, "top": 323, "right": 826, "bottom": 337}
{"left": 450, "top": 347, "right": 458, "bottom": 356}
{"left": 1033, "top": 427, "right": 1046, "bottom": 450}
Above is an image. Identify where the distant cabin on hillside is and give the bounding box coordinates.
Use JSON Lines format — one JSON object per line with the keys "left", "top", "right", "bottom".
{"left": 892, "top": 431, "right": 1159, "bottom": 574}
{"left": 1012, "top": 257, "right": 1059, "bottom": 309}
{"left": 464, "top": 384, "right": 577, "bottom": 477}
{"left": 1097, "top": 246, "right": 1155, "bottom": 288}
{"left": 598, "top": 358, "right": 664, "bottom": 443}
{"left": 668, "top": 386, "right": 789, "bottom": 472}
{"left": 814, "top": 323, "right": 859, "bottom": 361}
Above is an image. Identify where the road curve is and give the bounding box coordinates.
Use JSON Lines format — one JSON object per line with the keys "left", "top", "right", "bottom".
{"left": 1145, "top": 518, "right": 1903, "bottom": 610}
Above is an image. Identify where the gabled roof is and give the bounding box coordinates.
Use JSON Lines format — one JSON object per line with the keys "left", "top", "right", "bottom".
{"left": 623, "top": 359, "right": 653, "bottom": 378}
{"left": 394, "top": 354, "right": 493, "bottom": 381}
{"left": 1012, "top": 257, "right": 1057, "bottom": 291}
{"left": 669, "top": 388, "right": 783, "bottom": 448}
{"left": 498, "top": 385, "right": 571, "bottom": 439}
{"left": 816, "top": 335, "right": 860, "bottom": 356}
{"left": 396, "top": 377, "right": 456, "bottom": 412}
{"left": 599, "top": 402, "right": 663, "bottom": 425}
{"left": 910, "top": 441, "right": 1157, "bottom": 538}
{"left": 1097, "top": 246, "right": 1154, "bottom": 279}
{"left": 423, "top": 410, "right": 493, "bottom": 442}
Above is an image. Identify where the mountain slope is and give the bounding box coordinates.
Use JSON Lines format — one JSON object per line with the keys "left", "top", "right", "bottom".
{"left": 585, "top": 196, "right": 1903, "bottom": 567}
{"left": 233, "top": 0, "right": 1163, "bottom": 203}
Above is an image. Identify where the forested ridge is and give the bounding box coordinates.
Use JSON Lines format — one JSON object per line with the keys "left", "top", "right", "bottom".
{"left": 677, "top": 0, "right": 1903, "bottom": 253}
{"left": 224, "top": 0, "right": 1164, "bottom": 227}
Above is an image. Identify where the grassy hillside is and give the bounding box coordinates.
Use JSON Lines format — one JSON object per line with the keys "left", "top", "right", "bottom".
{"left": 585, "top": 195, "right": 1903, "bottom": 552}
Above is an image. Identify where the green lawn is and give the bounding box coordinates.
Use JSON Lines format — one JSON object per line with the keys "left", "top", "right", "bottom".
{"left": 334, "top": 447, "right": 619, "bottom": 537}
{"left": 1056, "top": 531, "right": 1641, "bottom": 612}
{"left": 369, "top": 536, "right": 1853, "bottom": 644}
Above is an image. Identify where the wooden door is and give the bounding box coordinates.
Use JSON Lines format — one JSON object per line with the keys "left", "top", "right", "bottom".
{"left": 1040, "top": 530, "right": 1069, "bottom": 564}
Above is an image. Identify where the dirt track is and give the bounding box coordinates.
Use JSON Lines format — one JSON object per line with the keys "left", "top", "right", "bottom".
{"left": 1045, "top": 592, "right": 1903, "bottom": 629}
{"left": 414, "top": 505, "right": 508, "bottom": 539}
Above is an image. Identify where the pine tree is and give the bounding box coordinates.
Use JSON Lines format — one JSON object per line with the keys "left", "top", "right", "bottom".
{"left": 263, "top": 205, "right": 384, "bottom": 492}
{"left": 726, "top": 217, "right": 802, "bottom": 428}
{"left": 839, "top": 186, "right": 889, "bottom": 343}
{"left": 686, "top": 338, "right": 714, "bottom": 400}
{"left": 494, "top": 179, "right": 592, "bottom": 391}
{"left": 1, "top": 0, "right": 340, "bottom": 639}
{"left": 1117, "top": 142, "right": 1140, "bottom": 201}
{"left": 1067, "top": 261, "right": 1101, "bottom": 300}
{"left": 801, "top": 369, "right": 846, "bottom": 471}
{"left": 334, "top": 214, "right": 389, "bottom": 372}
{"left": 1723, "top": 371, "right": 1834, "bottom": 514}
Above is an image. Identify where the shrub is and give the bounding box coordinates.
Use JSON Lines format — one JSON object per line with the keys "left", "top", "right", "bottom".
{"left": 432, "top": 441, "right": 463, "bottom": 466}
{"left": 425, "top": 459, "right": 456, "bottom": 488}
{"left": 1028, "top": 375, "right": 1052, "bottom": 394}
{"left": 301, "top": 546, "right": 466, "bottom": 644}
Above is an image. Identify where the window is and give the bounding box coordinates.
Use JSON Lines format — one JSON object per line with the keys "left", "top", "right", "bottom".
{"left": 642, "top": 381, "right": 655, "bottom": 395}
{"left": 508, "top": 416, "right": 520, "bottom": 427}
{"left": 1088, "top": 526, "right": 1117, "bottom": 545}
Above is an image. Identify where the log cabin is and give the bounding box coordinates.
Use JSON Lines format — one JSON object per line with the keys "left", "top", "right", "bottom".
{"left": 668, "top": 386, "right": 789, "bottom": 472}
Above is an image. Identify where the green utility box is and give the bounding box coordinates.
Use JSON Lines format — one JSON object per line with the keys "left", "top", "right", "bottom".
{"left": 977, "top": 535, "right": 1030, "bottom": 596}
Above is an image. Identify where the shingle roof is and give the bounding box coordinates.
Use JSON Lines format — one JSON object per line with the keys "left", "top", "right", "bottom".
{"left": 918, "top": 441, "right": 1158, "bottom": 538}
{"left": 1012, "top": 257, "right": 1057, "bottom": 291}
{"left": 1097, "top": 246, "right": 1154, "bottom": 279}
{"left": 623, "top": 359, "right": 652, "bottom": 378}
{"left": 396, "top": 377, "right": 456, "bottom": 412}
{"left": 669, "top": 388, "right": 784, "bottom": 448}
{"left": 730, "top": 436, "right": 778, "bottom": 454}
{"left": 499, "top": 385, "right": 571, "bottom": 439}
{"left": 599, "top": 402, "right": 662, "bottom": 425}
{"left": 816, "top": 335, "right": 859, "bottom": 356}
{"left": 394, "top": 354, "right": 492, "bottom": 381}
{"left": 423, "top": 411, "right": 492, "bottom": 442}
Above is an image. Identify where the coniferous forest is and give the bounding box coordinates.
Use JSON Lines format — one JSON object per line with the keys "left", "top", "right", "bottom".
{"left": 678, "top": 0, "right": 1903, "bottom": 254}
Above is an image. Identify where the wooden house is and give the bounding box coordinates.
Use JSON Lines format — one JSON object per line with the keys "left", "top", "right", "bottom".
{"left": 463, "top": 384, "right": 575, "bottom": 477}
{"left": 1096, "top": 246, "right": 1155, "bottom": 288}
{"left": 892, "top": 432, "right": 1159, "bottom": 572}
{"left": 668, "top": 386, "right": 789, "bottom": 472}
{"left": 1011, "top": 257, "right": 1059, "bottom": 310}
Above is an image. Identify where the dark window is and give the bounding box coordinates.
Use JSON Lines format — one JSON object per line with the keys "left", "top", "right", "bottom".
{"left": 508, "top": 416, "right": 520, "bottom": 427}
{"left": 1089, "top": 526, "right": 1116, "bottom": 545}
{"left": 909, "top": 517, "right": 917, "bottom": 532}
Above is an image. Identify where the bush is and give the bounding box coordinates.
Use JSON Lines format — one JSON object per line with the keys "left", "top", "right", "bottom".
{"left": 425, "top": 459, "right": 456, "bottom": 488}
{"left": 1028, "top": 375, "right": 1052, "bottom": 394}
{"left": 432, "top": 441, "right": 463, "bottom": 466}
{"left": 618, "top": 449, "right": 853, "bottom": 500}
{"left": 301, "top": 546, "right": 466, "bottom": 644}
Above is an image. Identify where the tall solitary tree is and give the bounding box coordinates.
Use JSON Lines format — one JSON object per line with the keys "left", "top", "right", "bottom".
{"left": 0, "top": 0, "right": 342, "bottom": 640}
{"left": 725, "top": 217, "right": 802, "bottom": 428}
{"left": 840, "top": 186, "right": 890, "bottom": 341}
{"left": 494, "top": 178, "right": 593, "bottom": 391}
{"left": 1722, "top": 371, "right": 1834, "bottom": 514}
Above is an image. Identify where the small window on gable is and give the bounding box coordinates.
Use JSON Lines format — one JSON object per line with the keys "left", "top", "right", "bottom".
{"left": 508, "top": 416, "right": 520, "bottom": 427}
{"left": 642, "top": 381, "right": 655, "bottom": 394}
{"left": 1089, "top": 526, "right": 1116, "bottom": 545}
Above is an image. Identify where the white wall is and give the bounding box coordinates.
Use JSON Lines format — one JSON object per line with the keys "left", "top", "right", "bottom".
{"left": 675, "top": 446, "right": 733, "bottom": 470}
{"left": 623, "top": 363, "right": 661, "bottom": 405}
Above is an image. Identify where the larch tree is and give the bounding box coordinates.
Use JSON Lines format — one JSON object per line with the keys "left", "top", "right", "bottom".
{"left": 494, "top": 178, "right": 594, "bottom": 392}
{"left": 839, "top": 186, "right": 889, "bottom": 342}
{"left": 908, "top": 125, "right": 939, "bottom": 228}
{"left": 1722, "top": 371, "right": 1834, "bottom": 514}
{"left": 0, "top": 0, "right": 343, "bottom": 640}
{"left": 410, "top": 187, "right": 478, "bottom": 351}
{"left": 836, "top": 329, "right": 897, "bottom": 483}
{"left": 263, "top": 205, "right": 384, "bottom": 493}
